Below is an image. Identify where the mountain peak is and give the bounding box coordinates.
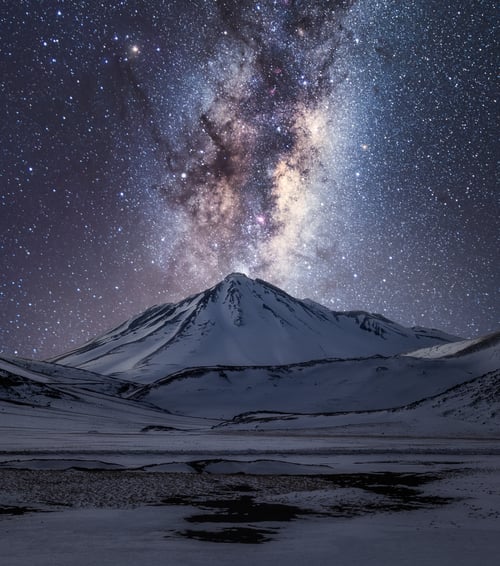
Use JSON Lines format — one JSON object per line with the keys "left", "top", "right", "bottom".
{"left": 222, "top": 272, "right": 251, "bottom": 284}
{"left": 51, "top": 274, "right": 461, "bottom": 382}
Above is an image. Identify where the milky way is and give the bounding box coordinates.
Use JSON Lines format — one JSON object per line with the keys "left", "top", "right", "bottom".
{"left": 1, "top": 1, "right": 498, "bottom": 357}
{"left": 143, "top": 0, "right": 356, "bottom": 287}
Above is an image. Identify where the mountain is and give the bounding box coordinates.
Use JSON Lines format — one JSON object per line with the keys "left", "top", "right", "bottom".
{"left": 1, "top": 276, "right": 498, "bottom": 433}
{"left": 214, "top": 368, "right": 500, "bottom": 436}
{"left": 126, "top": 332, "right": 500, "bottom": 419}
{"left": 51, "top": 273, "right": 459, "bottom": 383}
{"left": 0, "top": 355, "right": 208, "bottom": 433}
{"left": 406, "top": 367, "right": 499, "bottom": 424}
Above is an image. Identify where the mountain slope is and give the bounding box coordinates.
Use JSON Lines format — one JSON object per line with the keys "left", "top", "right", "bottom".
{"left": 126, "top": 342, "right": 498, "bottom": 419}
{"left": 51, "top": 273, "right": 459, "bottom": 382}
{"left": 0, "top": 356, "right": 208, "bottom": 433}
{"left": 214, "top": 372, "right": 500, "bottom": 440}
{"left": 125, "top": 327, "right": 499, "bottom": 419}
{"left": 404, "top": 330, "right": 500, "bottom": 360}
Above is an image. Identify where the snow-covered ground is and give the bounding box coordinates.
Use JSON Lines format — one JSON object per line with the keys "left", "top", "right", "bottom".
{"left": 1, "top": 378, "right": 499, "bottom": 565}
{"left": 1, "top": 435, "right": 499, "bottom": 566}
{"left": 1, "top": 276, "right": 498, "bottom": 564}
{"left": 2, "top": 389, "right": 499, "bottom": 565}
{"left": 2, "top": 367, "right": 499, "bottom": 566}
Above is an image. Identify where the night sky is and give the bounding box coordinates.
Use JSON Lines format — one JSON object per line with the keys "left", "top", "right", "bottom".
{"left": 1, "top": 0, "right": 498, "bottom": 359}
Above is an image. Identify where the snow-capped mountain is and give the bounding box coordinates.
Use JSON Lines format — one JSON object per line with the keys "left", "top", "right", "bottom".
{"left": 51, "top": 273, "right": 459, "bottom": 382}
{"left": 1, "top": 283, "right": 498, "bottom": 431}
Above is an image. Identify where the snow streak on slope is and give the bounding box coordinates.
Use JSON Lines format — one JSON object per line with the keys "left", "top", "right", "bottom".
{"left": 0, "top": 355, "right": 130, "bottom": 395}
{"left": 51, "top": 273, "right": 459, "bottom": 382}
{"left": 405, "top": 330, "right": 500, "bottom": 360}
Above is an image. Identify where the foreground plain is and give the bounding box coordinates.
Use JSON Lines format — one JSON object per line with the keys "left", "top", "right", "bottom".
{"left": 1, "top": 426, "right": 499, "bottom": 566}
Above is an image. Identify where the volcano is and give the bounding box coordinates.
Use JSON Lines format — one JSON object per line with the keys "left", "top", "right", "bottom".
{"left": 51, "top": 273, "right": 459, "bottom": 383}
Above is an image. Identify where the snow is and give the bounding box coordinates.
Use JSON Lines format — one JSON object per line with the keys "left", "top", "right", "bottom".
{"left": 1, "top": 274, "right": 498, "bottom": 564}
{"left": 50, "top": 274, "right": 460, "bottom": 382}
{"left": 130, "top": 351, "right": 499, "bottom": 419}
{"left": 405, "top": 330, "right": 500, "bottom": 359}
{"left": 1, "top": 504, "right": 499, "bottom": 566}
{"left": 2, "top": 386, "right": 499, "bottom": 565}
{"left": 1, "top": 450, "right": 499, "bottom": 565}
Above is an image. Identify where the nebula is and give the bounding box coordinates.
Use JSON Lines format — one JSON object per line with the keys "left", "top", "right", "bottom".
{"left": 147, "top": 0, "right": 355, "bottom": 284}
{"left": 2, "top": 0, "right": 496, "bottom": 357}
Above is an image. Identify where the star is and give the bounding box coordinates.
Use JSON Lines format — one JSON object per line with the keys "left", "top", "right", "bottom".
{"left": 0, "top": 0, "right": 497, "bottom": 358}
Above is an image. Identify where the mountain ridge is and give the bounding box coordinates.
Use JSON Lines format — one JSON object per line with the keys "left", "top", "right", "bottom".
{"left": 50, "top": 273, "right": 461, "bottom": 383}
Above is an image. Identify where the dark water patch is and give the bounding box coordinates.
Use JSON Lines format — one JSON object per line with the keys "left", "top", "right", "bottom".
{"left": 0, "top": 505, "right": 41, "bottom": 516}
{"left": 321, "top": 471, "right": 456, "bottom": 515}
{"left": 178, "top": 526, "right": 276, "bottom": 544}
{"left": 163, "top": 470, "right": 459, "bottom": 545}
{"left": 167, "top": 494, "right": 310, "bottom": 544}
{"left": 141, "top": 425, "right": 180, "bottom": 432}
{"left": 223, "top": 483, "right": 255, "bottom": 493}
{"left": 323, "top": 471, "right": 443, "bottom": 492}
{"left": 185, "top": 494, "right": 310, "bottom": 524}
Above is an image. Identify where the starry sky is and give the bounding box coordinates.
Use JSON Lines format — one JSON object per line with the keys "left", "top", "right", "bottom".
{"left": 1, "top": 0, "right": 498, "bottom": 358}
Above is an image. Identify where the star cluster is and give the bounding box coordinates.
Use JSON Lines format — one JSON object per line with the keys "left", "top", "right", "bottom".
{"left": 1, "top": 0, "right": 498, "bottom": 358}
